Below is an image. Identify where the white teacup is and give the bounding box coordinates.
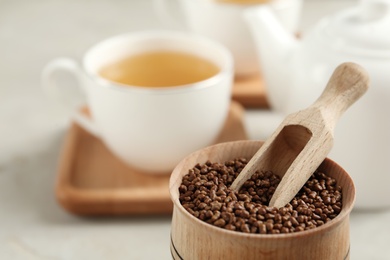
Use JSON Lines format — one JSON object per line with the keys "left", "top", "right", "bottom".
{"left": 42, "top": 31, "right": 233, "bottom": 173}
{"left": 154, "top": 0, "right": 302, "bottom": 77}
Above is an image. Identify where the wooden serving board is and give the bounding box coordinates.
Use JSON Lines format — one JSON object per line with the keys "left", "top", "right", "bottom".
{"left": 232, "top": 73, "right": 269, "bottom": 108}
{"left": 56, "top": 102, "right": 248, "bottom": 216}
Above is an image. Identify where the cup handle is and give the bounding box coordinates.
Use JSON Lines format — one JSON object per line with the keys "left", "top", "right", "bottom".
{"left": 41, "top": 58, "right": 101, "bottom": 137}
{"left": 153, "top": 0, "right": 187, "bottom": 29}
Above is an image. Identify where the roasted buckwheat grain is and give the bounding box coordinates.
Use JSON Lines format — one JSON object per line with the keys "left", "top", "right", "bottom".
{"left": 179, "top": 158, "right": 342, "bottom": 234}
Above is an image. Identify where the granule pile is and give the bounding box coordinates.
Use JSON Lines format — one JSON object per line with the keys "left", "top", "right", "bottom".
{"left": 179, "top": 158, "right": 342, "bottom": 234}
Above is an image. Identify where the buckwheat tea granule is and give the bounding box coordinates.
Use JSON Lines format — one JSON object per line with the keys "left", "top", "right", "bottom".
{"left": 179, "top": 158, "right": 342, "bottom": 234}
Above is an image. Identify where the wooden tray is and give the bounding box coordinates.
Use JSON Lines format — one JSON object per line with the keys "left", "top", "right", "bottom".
{"left": 56, "top": 102, "right": 248, "bottom": 216}
{"left": 232, "top": 73, "right": 269, "bottom": 108}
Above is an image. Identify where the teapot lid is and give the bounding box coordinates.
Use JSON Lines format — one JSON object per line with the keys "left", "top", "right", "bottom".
{"left": 316, "top": 0, "right": 390, "bottom": 57}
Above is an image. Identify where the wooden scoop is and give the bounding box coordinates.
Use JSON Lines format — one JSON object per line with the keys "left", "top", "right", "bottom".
{"left": 230, "top": 62, "right": 369, "bottom": 208}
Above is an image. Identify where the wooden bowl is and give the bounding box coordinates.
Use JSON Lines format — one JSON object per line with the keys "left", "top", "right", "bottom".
{"left": 169, "top": 140, "right": 355, "bottom": 260}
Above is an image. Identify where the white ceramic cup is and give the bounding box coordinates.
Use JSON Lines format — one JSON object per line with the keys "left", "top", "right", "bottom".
{"left": 154, "top": 0, "right": 302, "bottom": 77}
{"left": 42, "top": 31, "right": 233, "bottom": 174}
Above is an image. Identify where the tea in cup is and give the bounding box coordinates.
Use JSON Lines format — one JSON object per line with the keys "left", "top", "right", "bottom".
{"left": 99, "top": 50, "right": 220, "bottom": 87}
{"left": 154, "top": 0, "right": 303, "bottom": 77}
{"left": 42, "top": 31, "right": 234, "bottom": 173}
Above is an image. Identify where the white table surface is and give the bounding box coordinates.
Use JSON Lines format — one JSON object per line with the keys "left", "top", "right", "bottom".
{"left": 1, "top": 0, "right": 390, "bottom": 259}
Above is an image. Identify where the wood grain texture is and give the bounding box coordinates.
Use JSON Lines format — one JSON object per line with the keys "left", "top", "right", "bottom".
{"left": 230, "top": 62, "right": 369, "bottom": 208}
{"left": 170, "top": 140, "right": 355, "bottom": 260}
{"left": 55, "top": 102, "right": 247, "bottom": 216}
{"left": 232, "top": 73, "right": 269, "bottom": 108}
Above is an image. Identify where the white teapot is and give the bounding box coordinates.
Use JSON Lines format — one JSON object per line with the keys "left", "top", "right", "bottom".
{"left": 246, "top": 0, "right": 390, "bottom": 209}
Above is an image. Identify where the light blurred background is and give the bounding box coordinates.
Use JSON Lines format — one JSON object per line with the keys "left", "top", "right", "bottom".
{"left": 1, "top": 0, "right": 389, "bottom": 259}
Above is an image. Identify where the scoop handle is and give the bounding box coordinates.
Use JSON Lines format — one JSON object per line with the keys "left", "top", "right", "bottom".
{"left": 313, "top": 62, "right": 369, "bottom": 127}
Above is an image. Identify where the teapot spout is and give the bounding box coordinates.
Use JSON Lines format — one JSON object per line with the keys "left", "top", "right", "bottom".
{"left": 244, "top": 5, "right": 300, "bottom": 112}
